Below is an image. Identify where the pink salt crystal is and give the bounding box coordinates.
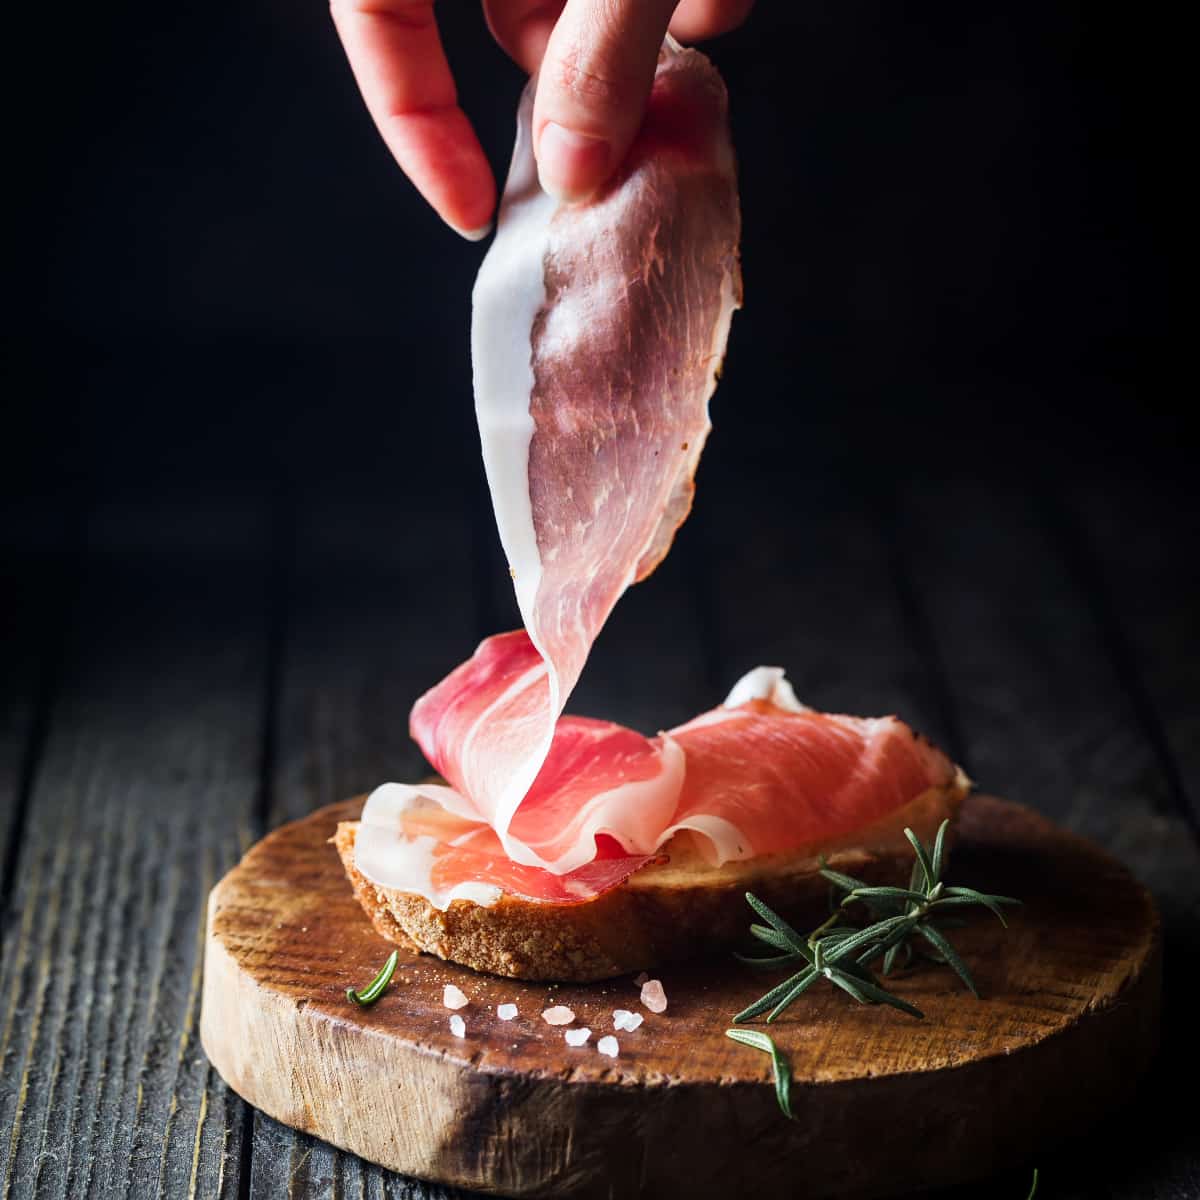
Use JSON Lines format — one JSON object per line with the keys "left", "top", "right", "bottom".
{"left": 449, "top": 1015, "right": 466, "bottom": 1038}
{"left": 443, "top": 984, "right": 469, "bottom": 1010}
{"left": 564, "top": 1027, "right": 592, "bottom": 1047}
{"left": 613, "top": 1009, "right": 644, "bottom": 1032}
{"left": 541, "top": 1005, "right": 575, "bottom": 1026}
{"left": 597, "top": 1036, "right": 619, "bottom": 1058}
{"left": 640, "top": 979, "right": 667, "bottom": 1013}
{"left": 497, "top": 1003, "right": 518, "bottom": 1021}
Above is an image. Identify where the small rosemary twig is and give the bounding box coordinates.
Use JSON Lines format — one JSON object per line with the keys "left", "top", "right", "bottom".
{"left": 724, "top": 1029, "right": 794, "bottom": 1118}
{"left": 346, "top": 949, "right": 399, "bottom": 1006}
{"left": 734, "top": 819, "right": 1020, "bottom": 1025}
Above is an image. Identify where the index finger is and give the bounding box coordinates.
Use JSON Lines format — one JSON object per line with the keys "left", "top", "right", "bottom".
{"left": 331, "top": 0, "right": 496, "bottom": 239}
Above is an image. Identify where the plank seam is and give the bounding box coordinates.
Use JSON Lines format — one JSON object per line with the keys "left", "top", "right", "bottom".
{"left": 679, "top": 500, "right": 727, "bottom": 700}
{"left": 241, "top": 491, "right": 295, "bottom": 1198}
{"left": 1037, "top": 487, "right": 1200, "bottom": 850}
{"left": 0, "top": 513, "right": 82, "bottom": 957}
{"left": 874, "top": 490, "right": 972, "bottom": 771}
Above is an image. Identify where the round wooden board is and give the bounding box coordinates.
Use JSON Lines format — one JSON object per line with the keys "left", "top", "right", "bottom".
{"left": 201, "top": 795, "right": 1160, "bottom": 1200}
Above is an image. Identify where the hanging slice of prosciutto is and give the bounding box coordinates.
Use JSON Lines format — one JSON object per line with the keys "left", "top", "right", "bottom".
{"left": 467, "top": 38, "right": 741, "bottom": 866}
{"left": 354, "top": 653, "right": 962, "bottom": 907}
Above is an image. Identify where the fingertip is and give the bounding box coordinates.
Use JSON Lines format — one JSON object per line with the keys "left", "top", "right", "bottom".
{"left": 535, "top": 121, "right": 611, "bottom": 203}
{"left": 669, "top": 0, "right": 754, "bottom": 43}
{"left": 381, "top": 106, "right": 497, "bottom": 238}
{"left": 485, "top": 0, "right": 558, "bottom": 75}
{"left": 530, "top": 0, "right": 676, "bottom": 203}
{"left": 451, "top": 220, "right": 495, "bottom": 243}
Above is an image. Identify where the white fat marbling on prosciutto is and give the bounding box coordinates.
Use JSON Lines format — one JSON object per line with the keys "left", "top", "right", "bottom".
{"left": 656, "top": 810, "right": 754, "bottom": 864}
{"left": 471, "top": 82, "right": 555, "bottom": 644}
{"left": 723, "top": 667, "right": 807, "bottom": 713}
{"left": 356, "top": 783, "right": 502, "bottom": 909}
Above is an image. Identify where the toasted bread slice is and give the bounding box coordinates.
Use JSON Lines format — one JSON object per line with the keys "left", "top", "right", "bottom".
{"left": 334, "top": 771, "right": 969, "bottom": 981}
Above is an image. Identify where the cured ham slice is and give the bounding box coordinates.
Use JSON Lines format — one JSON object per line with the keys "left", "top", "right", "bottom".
{"left": 659, "top": 669, "right": 961, "bottom": 864}
{"left": 469, "top": 39, "right": 740, "bottom": 863}
{"left": 354, "top": 657, "right": 961, "bottom": 907}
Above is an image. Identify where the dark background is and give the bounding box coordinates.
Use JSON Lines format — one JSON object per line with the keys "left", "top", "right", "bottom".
{"left": 2, "top": 5, "right": 1195, "bottom": 1199}
{"left": 4, "top": 0, "right": 1179, "bottom": 503}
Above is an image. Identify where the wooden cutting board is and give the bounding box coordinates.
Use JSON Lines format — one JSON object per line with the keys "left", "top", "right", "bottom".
{"left": 200, "top": 795, "right": 1160, "bottom": 1200}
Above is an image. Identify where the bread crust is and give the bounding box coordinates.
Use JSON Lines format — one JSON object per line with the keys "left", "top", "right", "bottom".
{"left": 333, "top": 773, "right": 969, "bottom": 981}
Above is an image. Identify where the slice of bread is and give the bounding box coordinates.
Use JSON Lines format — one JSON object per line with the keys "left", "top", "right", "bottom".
{"left": 333, "top": 770, "right": 970, "bottom": 982}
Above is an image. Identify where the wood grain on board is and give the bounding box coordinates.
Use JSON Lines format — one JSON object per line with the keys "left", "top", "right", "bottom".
{"left": 202, "top": 793, "right": 1159, "bottom": 1200}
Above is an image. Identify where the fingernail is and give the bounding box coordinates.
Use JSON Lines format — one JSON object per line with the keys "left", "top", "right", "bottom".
{"left": 451, "top": 221, "right": 494, "bottom": 243}
{"left": 536, "top": 123, "right": 610, "bottom": 203}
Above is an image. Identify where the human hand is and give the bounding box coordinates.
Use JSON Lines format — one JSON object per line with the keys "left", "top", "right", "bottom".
{"left": 330, "top": 0, "right": 753, "bottom": 240}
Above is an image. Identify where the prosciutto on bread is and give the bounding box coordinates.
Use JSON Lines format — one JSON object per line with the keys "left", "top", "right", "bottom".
{"left": 353, "top": 638, "right": 964, "bottom": 908}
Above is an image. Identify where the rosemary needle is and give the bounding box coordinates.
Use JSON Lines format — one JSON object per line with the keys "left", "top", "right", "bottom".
{"left": 725, "top": 1029, "right": 794, "bottom": 1118}
{"left": 346, "top": 949, "right": 399, "bottom": 1006}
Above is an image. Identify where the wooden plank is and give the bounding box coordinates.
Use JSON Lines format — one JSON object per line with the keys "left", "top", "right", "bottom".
{"left": 898, "top": 478, "right": 1200, "bottom": 898}
{"left": 250, "top": 487, "right": 481, "bottom": 1198}
{"left": 0, "top": 499, "right": 77, "bottom": 933}
{"left": 898, "top": 476, "right": 1200, "bottom": 1200}
{"left": 0, "top": 499, "right": 271, "bottom": 1199}
{"left": 700, "top": 462, "right": 947, "bottom": 746}
{"left": 268, "top": 494, "right": 481, "bottom": 827}
{"left": 1059, "top": 479, "right": 1200, "bottom": 823}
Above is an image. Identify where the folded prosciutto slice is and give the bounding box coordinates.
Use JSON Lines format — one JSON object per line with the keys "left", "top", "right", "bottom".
{"left": 467, "top": 38, "right": 740, "bottom": 867}
{"left": 354, "top": 642, "right": 962, "bottom": 907}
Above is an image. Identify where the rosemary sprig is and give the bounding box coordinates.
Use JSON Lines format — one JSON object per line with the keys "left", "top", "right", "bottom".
{"left": 724, "top": 1029, "right": 794, "bottom": 1118}
{"left": 734, "top": 819, "right": 1019, "bottom": 1024}
{"left": 346, "top": 949, "right": 399, "bottom": 1006}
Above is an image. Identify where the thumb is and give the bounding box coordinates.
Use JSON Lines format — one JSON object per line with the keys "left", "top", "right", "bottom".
{"left": 533, "top": 0, "right": 678, "bottom": 204}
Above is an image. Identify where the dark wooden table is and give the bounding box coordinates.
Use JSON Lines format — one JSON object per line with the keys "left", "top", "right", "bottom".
{"left": 1, "top": 463, "right": 1196, "bottom": 1199}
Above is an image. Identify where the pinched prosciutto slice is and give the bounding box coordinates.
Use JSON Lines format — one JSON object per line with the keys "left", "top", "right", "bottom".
{"left": 354, "top": 657, "right": 962, "bottom": 908}
{"left": 469, "top": 39, "right": 740, "bottom": 863}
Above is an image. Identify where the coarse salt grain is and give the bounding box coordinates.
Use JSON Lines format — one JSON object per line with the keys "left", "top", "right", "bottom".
{"left": 497, "top": 1003, "right": 518, "bottom": 1021}
{"left": 541, "top": 1005, "right": 575, "bottom": 1025}
{"left": 443, "top": 984, "right": 469, "bottom": 1010}
{"left": 640, "top": 979, "right": 668, "bottom": 1013}
{"left": 597, "top": 1036, "right": 619, "bottom": 1058}
{"left": 564, "top": 1027, "right": 591, "bottom": 1047}
{"left": 449, "top": 1015, "right": 466, "bottom": 1038}
{"left": 613, "top": 1009, "right": 643, "bottom": 1032}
